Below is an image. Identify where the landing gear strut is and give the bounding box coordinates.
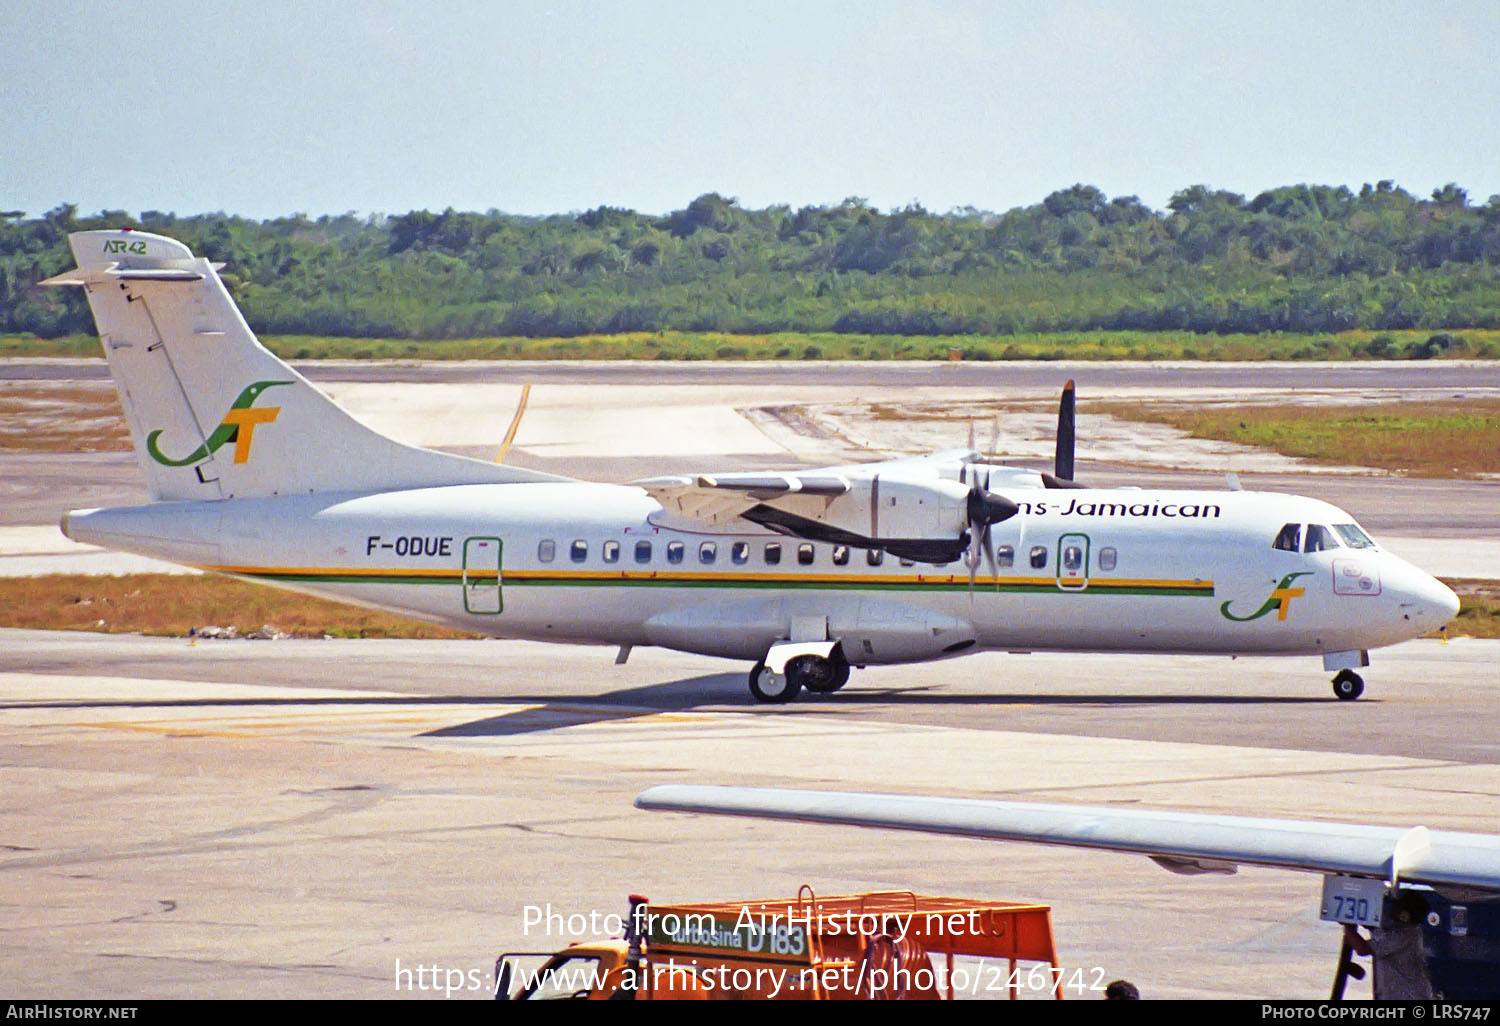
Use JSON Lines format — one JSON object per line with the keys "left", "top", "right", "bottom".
{"left": 1332, "top": 669, "right": 1365, "bottom": 701}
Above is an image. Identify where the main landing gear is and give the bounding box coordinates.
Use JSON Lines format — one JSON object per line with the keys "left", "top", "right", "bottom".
{"left": 748, "top": 648, "right": 851, "bottom": 704}
{"left": 1331, "top": 669, "right": 1365, "bottom": 701}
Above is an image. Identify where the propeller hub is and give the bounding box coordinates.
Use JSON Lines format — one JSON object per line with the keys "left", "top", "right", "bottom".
{"left": 967, "top": 488, "right": 1018, "bottom": 527}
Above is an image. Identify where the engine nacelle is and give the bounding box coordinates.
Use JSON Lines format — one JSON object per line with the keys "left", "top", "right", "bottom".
{"left": 831, "top": 475, "right": 973, "bottom": 541}
{"left": 740, "top": 474, "right": 976, "bottom": 562}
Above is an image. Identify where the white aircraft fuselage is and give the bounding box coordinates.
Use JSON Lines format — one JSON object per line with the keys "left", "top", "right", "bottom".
{"left": 64, "top": 481, "right": 1453, "bottom": 662}
{"left": 45, "top": 228, "right": 1459, "bottom": 703}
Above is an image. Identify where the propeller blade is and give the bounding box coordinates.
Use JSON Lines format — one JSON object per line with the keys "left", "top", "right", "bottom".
{"left": 496, "top": 382, "right": 532, "bottom": 463}
{"left": 1054, "top": 379, "right": 1075, "bottom": 482}
{"left": 967, "top": 528, "right": 980, "bottom": 598}
{"left": 965, "top": 463, "right": 1018, "bottom": 598}
{"left": 983, "top": 522, "right": 999, "bottom": 590}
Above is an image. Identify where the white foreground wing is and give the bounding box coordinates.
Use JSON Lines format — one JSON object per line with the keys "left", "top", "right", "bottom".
{"left": 636, "top": 786, "right": 1500, "bottom": 892}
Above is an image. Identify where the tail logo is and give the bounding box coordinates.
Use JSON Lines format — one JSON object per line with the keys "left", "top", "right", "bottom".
{"left": 147, "top": 381, "right": 293, "bottom": 467}
{"left": 1220, "top": 572, "right": 1313, "bottom": 622}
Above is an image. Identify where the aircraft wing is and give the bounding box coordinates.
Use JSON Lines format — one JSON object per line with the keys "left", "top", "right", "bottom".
{"left": 634, "top": 471, "right": 852, "bottom": 526}
{"left": 635, "top": 785, "right": 1500, "bottom": 893}
{"left": 632, "top": 450, "right": 984, "bottom": 521}
{"left": 634, "top": 450, "right": 1032, "bottom": 563}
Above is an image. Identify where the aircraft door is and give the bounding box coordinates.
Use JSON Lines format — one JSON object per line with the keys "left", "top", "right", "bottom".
{"left": 463, "top": 536, "right": 503, "bottom": 614}
{"left": 1057, "top": 533, "right": 1089, "bottom": 591}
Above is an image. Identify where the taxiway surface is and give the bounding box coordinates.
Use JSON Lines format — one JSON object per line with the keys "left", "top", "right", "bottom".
{"left": 1, "top": 359, "right": 1497, "bottom": 1000}
{"left": 3, "top": 629, "right": 1497, "bottom": 1000}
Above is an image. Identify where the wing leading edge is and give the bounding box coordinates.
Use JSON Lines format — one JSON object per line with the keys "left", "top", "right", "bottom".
{"left": 635, "top": 785, "right": 1500, "bottom": 893}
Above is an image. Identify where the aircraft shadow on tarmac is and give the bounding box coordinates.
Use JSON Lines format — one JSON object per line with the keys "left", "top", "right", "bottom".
{"left": 418, "top": 674, "right": 1333, "bottom": 738}
{"left": 2, "top": 675, "right": 1333, "bottom": 739}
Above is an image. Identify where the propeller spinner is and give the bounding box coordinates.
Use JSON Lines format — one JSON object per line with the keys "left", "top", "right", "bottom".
{"left": 964, "top": 465, "right": 1018, "bottom": 592}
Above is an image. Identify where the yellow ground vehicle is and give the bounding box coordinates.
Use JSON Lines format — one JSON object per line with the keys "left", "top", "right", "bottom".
{"left": 496, "top": 888, "right": 1066, "bottom": 1000}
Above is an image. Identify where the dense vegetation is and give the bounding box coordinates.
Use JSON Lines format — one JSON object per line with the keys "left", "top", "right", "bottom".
{"left": 4, "top": 181, "right": 1499, "bottom": 348}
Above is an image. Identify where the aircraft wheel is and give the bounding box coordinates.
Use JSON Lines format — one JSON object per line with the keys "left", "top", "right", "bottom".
{"left": 1332, "top": 670, "right": 1365, "bottom": 701}
{"left": 801, "top": 651, "right": 851, "bottom": 694}
{"left": 787, "top": 654, "right": 841, "bottom": 695}
{"left": 749, "top": 661, "right": 801, "bottom": 703}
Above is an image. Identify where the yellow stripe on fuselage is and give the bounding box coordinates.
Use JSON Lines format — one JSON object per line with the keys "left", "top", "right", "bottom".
{"left": 200, "top": 563, "right": 1212, "bottom": 592}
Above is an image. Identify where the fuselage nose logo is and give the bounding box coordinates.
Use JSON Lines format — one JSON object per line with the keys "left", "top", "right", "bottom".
{"left": 147, "top": 380, "right": 293, "bottom": 467}
{"left": 1220, "top": 571, "right": 1313, "bottom": 622}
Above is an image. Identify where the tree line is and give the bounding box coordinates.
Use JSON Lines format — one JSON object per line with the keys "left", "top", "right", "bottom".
{"left": 3, "top": 181, "right": 1499, "bottom": 340}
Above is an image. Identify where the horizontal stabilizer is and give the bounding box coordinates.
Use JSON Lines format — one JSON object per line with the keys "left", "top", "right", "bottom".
{"left": 41, "top": 266, "right": 205, "bottom": 285}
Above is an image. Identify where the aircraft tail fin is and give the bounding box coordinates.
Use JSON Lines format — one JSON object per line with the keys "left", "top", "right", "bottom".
{"left": 43, "top": 230, "right": 568, "bottom": 501}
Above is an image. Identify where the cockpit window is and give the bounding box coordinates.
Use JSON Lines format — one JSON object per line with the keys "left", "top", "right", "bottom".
{"left": 1272, "top": 524, "right": 1301, "bottom": 552}
{"left": 1333, "top": 524, "right": 1376, "bottom": 549}
{"left": 1304, "top": 524, "right": 1340, "bottom": 553}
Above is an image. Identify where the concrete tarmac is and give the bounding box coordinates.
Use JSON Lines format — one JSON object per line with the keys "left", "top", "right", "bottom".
{"left": 2, "top": 628, "right": 1497, "bottom": 1000}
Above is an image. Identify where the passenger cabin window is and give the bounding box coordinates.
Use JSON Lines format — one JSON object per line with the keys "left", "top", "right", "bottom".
{"left": 538, "top": 539, "right": 556, "bottom": 563}
{"left": 665, "top": 541, "right": 684, "bottom": 564}
{"left": 1334, "top": 524, "right": 1376, "bottom": 549}
{"left": 1304, "top": 524, "right": 1339, "bottom": 553}
{"left": 634, "top": 540, "right": 652, "bottom": 564}
{"left": 866, "top": 548, "right": 884, "bottom": 567}
{"left": 570, "top": 540, "right": 587, "bottom": 563}
{"left": 996, "top": 545, "right": 1014, "bottom": 568}
{"left": 764, "top": 542, "right": 781, "bottom": 565}
{"left": 1062, "top": 545, "right": 1083, "bottom": 571}
{"left": 731, "top": 541, "right": 750, "bottom": 565}
{"left": 832, "top": 545, "right": 849, "bottom": 566}
{"left": 798, "top": 543, "right": 815, "bottom": 566}
{"left": 899, "top": 557, "right": 915, "bottom": 568}
{"left": 1098, "top": 546, "right": 1117, "bottom": 572}
{"left": 699, "top": 541, "right": 717, "bottom": 564}
{"left": 1273, "top": 523, "right": 1302, "bottom": 552}
{"left": 1029, "top": 546, "right": 1048, "bottom": 569}
{"left": 602, "top": 540, "right": 620, "bottom": 564}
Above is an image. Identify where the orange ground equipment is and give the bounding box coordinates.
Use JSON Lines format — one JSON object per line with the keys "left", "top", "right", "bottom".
{"left": 496, "top": 887, "right": 1065, "bottom": 1000}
